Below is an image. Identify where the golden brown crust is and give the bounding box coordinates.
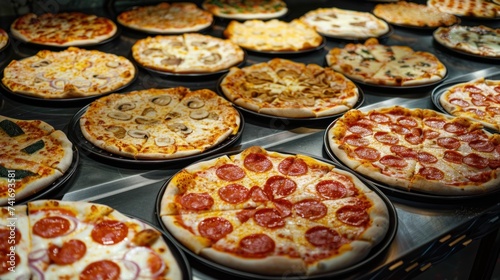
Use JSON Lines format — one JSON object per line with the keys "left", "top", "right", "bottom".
{"left": 202, "top": 0, "right": 288, "bottom": 20}
{"left": 373, "top": 1, "right": 459, "bottom": 27}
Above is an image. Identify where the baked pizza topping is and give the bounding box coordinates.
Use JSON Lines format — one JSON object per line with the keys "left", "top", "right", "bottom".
{"left": 160, "top": 146, "right": 390, "bottom": 275}
{"left": 326, "top": 38, "right": 447, "bottom": 86}
{"left": 300, "top": 7, "right": 390, "bottom": 39}
{"left": 10, "top": 12, "right": 117, "bottom": 46}
{"left": 80, "top": 87, "right": 241, "bottom": 159}
{"left": 220, "top": 58, "right": 359, "bottom": 118}
{"left": 373, "top": 1, "right": 459, "bottom": 28}
{"left": 427, "top": 0, "right": 500, "bottom": 18}
{"left": 1, "top": 47, "right": 136, "bottom": 99}
{"left": 202, "top": 0, "right": 288, "bottom": 19}
{"left": 328, "top": 106, "right": 500, "bottom": 195}
{"left": 117, "top": 2, "right": 213, "bottom": 33}
{"left": 0, "top": 29, "right": 8, "bottom": 50}
{"left": 223, "top": 19, "right": 323, "bottom": 52}
{"left": 433, "top": 25, "right": 500, "bottom": 58}
{"left": 132, "top": 33, "right": 245, "bottom": 73}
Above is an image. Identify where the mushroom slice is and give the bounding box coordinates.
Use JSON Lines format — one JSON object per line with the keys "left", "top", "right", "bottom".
{"left": 168, "top": 123, "right": 193, "bottom": 134}
{"left": 185, "top": 98, "right": 205, "bottom": 109}
{"left": 190, "top": 109, "right": 209, "bottom": 120}
{"left": 31, "top": 60, "right": 51, "bottom": 68}
{"left": 127, "top": 129, "right": 150, "bottom": 139}
{"left": 115, "top": 102, "right": 136, "bottom": 111}
{"left": 161, "top": 56, "right": 183, "bottom": 66}
{"left": 142, "top": 48, "right": 162, "bottom": 56}
{"left": 141, "top": 107, "right": 157, "bottom": 117}
{"left": 135, "top": 117, "right": 159, "bottom": 124}
{"left": 155, "top": 136, "right": 175, "bottom": 147}
{"left": 201, "top": 53, "right": 221, "bottom": 65}
{"left": 151, "top": 95, "right": 172, "bottom": 106}
{"left": 106, "top": 125, "right": 126, "bottom": 139}
{"left": 208, "top": 112, "right": 219, "bottom": 120}
{"left": 108, "top": 111, "right": 132, "bottom": 121}
{"left": 106, "top": 61, "right": 120, "bottom": 68}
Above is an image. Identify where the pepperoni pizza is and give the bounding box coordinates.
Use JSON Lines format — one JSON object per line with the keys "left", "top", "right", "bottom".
{"left": 0, "top": 200, "right": 183, "bottom": 279}
{"left": 328, "top": 106, "right": 500, "bottom": 195}
{"left": 159, "top": 146, "right": 390, "bottom": 276}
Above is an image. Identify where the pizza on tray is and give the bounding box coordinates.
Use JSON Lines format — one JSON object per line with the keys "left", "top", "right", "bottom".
{"left": 0, "top": 29, "right": 8, "bottom": 51}
{"left": 79, "top": 87, "right": 241, "bottom": 159}
{"left": 132, "top": 33, "right": 245, "bottom": 74}
{"left": 202, "top": 0, "right": 288, "bottom": 20}
{"left": 117, "top": 2, "right": 213, "bottom": 33}
{"left": 440, "top": 77, "right": 500, "bottom": 131}
{"left": 2, "top": 47, "right": 136, "bottom": 99}
{"left": 433, "top": 25, "right": 500, "bottom": 58}
{"left": 327, "top": 106, "right": 500, "bottom": 195}
{"left": 223, "top": 19, "right": 323, "bottom": 52}
{"left": 300, "top": 7, "right": 390, "bottom": 39}
{"left": 159, "top": 146, "right": 390, "bottom": 276}
{"left": 10, "top": 12, "right": 117, "bottom": 47}
{"left": 326, "top": 38, "right": 447, "bottom": 87}
{"left": 0, "top": 115, "right": 73, "bottom": 206}
{"left": 220, "top": 58, "right": 360, "bottom": 118}
{"left": 427, "top": 0, "right": 500, "bottom": 18}
{"left": 0, "top": 200, "right": 183, "bottom": 279}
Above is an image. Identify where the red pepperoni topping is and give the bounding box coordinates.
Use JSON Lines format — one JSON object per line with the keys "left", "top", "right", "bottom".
{"left": 218, "top": 184, "right": 250, "bottom": 204}
{"left": 239, "top": 234, "right": 275, "bottom": 256}
{"left": 468, "top": 172, "right": 491, "bottom": 183}
{"left": 390, "top": 145, "right": 418, "bottom": 159}
{"left": 494, "top": 87, "right": 500, "bottom": 94}
{"left": 293, "top": 199, "right": 327, "bottom": 220}
{"left": 216, "top": 164, "right": 245, "bottom": 181}
{"left": 417, "top": 152, "right": 438, "bottom": 163}
{"left": 450, "top": 98, "right": 470, "bottom": 107}
{"left": 374, "top": 132, "right": 399, "bottom": 145}
{"left": 272, "top": 199, "right": 293, "bottom": 217}
{"left": 463, "top": 153, "right": 489, "bottom": 169}
{"left": 348, "top": 123, "right": 373, "bottom": 136}
{"left": 0, "top": 251, "right": 19, "bottom": 275}
{"left": 344, "top": 134, "right": 370, "bottom": 147}
{"left": 444, "top": 122, "right": 468, "bottom": 135}
{"left": 397, "top": 116, "right": 418, "bottom": 127}
{"left": 437, "top": 137, "right": 461, "bottom": 150}
{"left": 336, "top": 205, "right": 369, "bottom": 226}
{"left": 316, "top": 180, "right": 347, "bottom": 199}
{"left": 80, "top": 260, "right": 120, "bottom": 280}
{"left": 180, "top": 193, "right": 214, "bottom": 211}
{"left": 236, "top": 209, "right": 255, "bottom": 223}
{"left": 418, "top": 167, "right": 444, "bottom": 180}
{"left": 444, "top": 150, "right": 463, "bottom": 164}
{"left": 470, "top": 90, "right": 486, "bottom": 99}
{"left": 471, "top": 100, "right": 489, "bottom": 107}
{"left": 0, "top": 228, "right": 20, "bottom": 250}
{"left": 469, "top": 140, "right": 495, "bottom": 152}
{"left": 244, "top": 153, "right": 272, "bottom": 173}
{"left": 424, "top": 117, "right": 446, "bottom": 129}
{"left": 254, "top": 209, "right": 285, "bottom": 228}
{"left": 423, "top": 129, "right": 440, "bottom": 139}
{"left": 33, "top": 216, "right": 71, "bottom": 238}
{"left": 354, "top": 147, "right": 380, "bottom": 161}
{"left": 458, "top": 131, "right": 488, "bottom": 142}
{"left": 486, "top": 106, "right": 500, "bottom": 115}
{"left": 48, "top": 239, "right": 87, "bottom": 265}
{"left": 91, "top": 220, "right": 128, "bottom": 245}
{"left": 489, "top": 159, "right": 500, "bottom": 169}
{"left": 278, "top": 157, "right": 308, "bottom": 176}
{"left": 405, "top": 132, "right": 424, "bottom": 145}
{"left": 465, "top": 85, "right": 483, "bottom": 94}
{"left": 379, "top": 155, "right": 408, "bottom": 168}
{"left": 369, "top": 113, "right": 390, "bottom": 123}
{"left": 198, "top": 217, "right": 233, "bottom": 241}
{"left": 305, "top": 226, "right": 341, "bottom": 250}
{"left": 250, "top": 186, "right": 269, "bottom": 202}
{"left": 264, "top": 176, "right": 297, "bottom": 199}
{"left": 391, "top": 124, "right": 411, "bottom": 135}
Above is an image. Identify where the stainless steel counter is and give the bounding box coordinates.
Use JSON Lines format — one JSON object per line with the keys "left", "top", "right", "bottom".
{"left": 0, "top": 0, "right": 499, "bottom": 279}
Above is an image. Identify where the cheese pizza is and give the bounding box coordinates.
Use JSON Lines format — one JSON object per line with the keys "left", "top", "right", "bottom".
{"left": 427, "top": 0, "right": 500, "bottom": 18}
{"left": 202, "top": 0, "right": 287, "bottom": 20}
{"left": 220, "top": 58, "right": 360, "bottom": 118}
{"left": 433, "top": 25, "right": 500, "bottom": 58}
{"left": 328, "top": 106, "right": 500, "bottom": 195}
{"left": 159, "top": 146, "right": 390, "bottom": 275}
{"left": 0, "top": 29, "right": 8, "bottom": 51}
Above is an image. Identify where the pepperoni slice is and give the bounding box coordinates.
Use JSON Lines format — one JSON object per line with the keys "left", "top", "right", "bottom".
{"left": 463, "top": 153, "right": 489, "bottom": 169}
{"left": 344, "top": 134, "right": 370, "bottom": 147}
{"left": 495, "top": 87, "right": 500, "bottom": 94}
{"left": 254, "top": 209, "right": 285, "bottom": 228}
{"left": 423, "top": 129, "right": 440, "bottom": 139}
{"left": 336, "top": 205, "right": 369, "bottom": 226}
{"left": 449, "top": 98, "right": 470, "bottom": 107}
{"left": 417, "top": 152, "right": 438, "bottom": 164}
{"left": 418, "top": 167, "right": 444, "bottom": 180}
{"left": 146, "top": 251, "right": 164, "bottom": 276}
{"left": 263, "top": 176, "right": 297, "bottom": 199}
{"left": 390, "top": 124, "right": 411, "bottom": 135}
{"left": 272, "top": 199, "right": 293, "bottom": 217}
{"left": 33, "top": 216, "right": 71, "bottom": 238}
{"left": 236, "top": 209, "right": 254, "bottom": 223}
{"left": 218, "top": 184, "right": 250, "bottom": 204}
{"left": 444, "top": 150, "right": 463, "bottom": 164}
{"left": 390, "top": 145, "right": 417, "bottom": 159}
{"left": 471, "top": 100, "right": 489, "bottom": 107}
{"left": 354, "top": 147, "right": 380, "bottom": 161}
{"left": 48, "top": 239, "right": 86, "bottom": 265}
{"left": 293, "top": 199, "right": 327, "bottom": 220}
{"left": 405, "top": 133, "right": 423, "bottom": 145}
{"left": 465, "top": 85, "right": 483, "bottom": 94}
{"left": 347, "top": 123, "right": 372, "bottom": 136}
{"left": 91, "top": 220, "right": 128, "bottom": 245}
{"left": 374, "top": 132, "right": 398, "bottom": 145}
{"left": 369, "top": 113, "right": 390, "bottom": 123}
{"left": 470, "top": 91, "right": 486, "bottom": 99}
{"left": 379, "top": 155, "right": 408, "bottom": 168}
{"left": 0, "top": 228, "right": 20, "bottom": 250}
{"left": 489, "top": 159, "right": 500, "bottom": 169}
{"left": 250, "top": 186, "right": 269, "bottom": 202}
{"left": 244, "top": 153, "right": 272, "bottom": 173}
{"left": 469, "top": 140, "right": 495, "bottom": 152}
{"left": 486, "top": 106, "right": 500, "bottom": 115}
{"left": 316, "top": 180, "right": 347, "bottom": 199}
{"left": 424, "top": 117, "right": 446, "bottom": 129}
{"left": 198, "top": 217, "right": 233, "bottom": 241}
{"left": 437, "top": 137, "right": 461, "bottom": 150}
{"left": 216, "top": 164, "right": 246, "bottom": 181}
{"left": 397, "top": 116, "right": 418, "bottom": 127}
{"left": 305, "top": 226, "right": 341, "bottom": 250}
{"left": 444, "top": 122, "right": 468, "bottom": 135}
{"left": 458, "top": 131, "right": 488, "bottom": 142}
{"left": 239, "top": 234, "right": 275, "bottom": 256}
{"left": 278, "top": 157, "right": 308, "bottom": 176}
{"left": 80, "top": 260, "right": 120, "bottom": 280}
{"left": 179, "top": 193, "right": 214, "bottom": 211}
{"left": 0, "top": 250, "right": 18, "bottom": 275}
{"left": 467, "top": 172, "right": 491, "bottom": 183}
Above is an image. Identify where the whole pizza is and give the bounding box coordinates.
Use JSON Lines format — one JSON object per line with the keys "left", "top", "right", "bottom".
{"left": 373, "top": 1, "right": 459, "bottom": 28}
{"left": 2, "top": 47, "right": 136, "bottom": 99}
{"left": 79, "top": 87, "right": 241, "bottom": 159}
{"left": 427, "top": 0, "right": 500, "bottom": 18}
{"left": 439, "top": 77, "right": 500, "bottom": 131}
{"left": 0, "top": 29, "right": 8, "bottom": 51}
{"left": 10, "top": 12, "right": 117, "bottom": 46}
{"left": 300, "top": 7, "right": 390, "bottom": 39}
{"left": 433, "top": 25, "right": 500, "bottom": 58}
{"left": 220, "top": 58, "right": 360, "bottom": 118}
{"left": 159, "top": 146, "right": 390, "bottom": 275}
{"left": 0, "top": 200, "right": 184, "bottom": 279}
{"left": 132, "top": 33, "right": 245, "bottom": 74}
{"left": 326, "top": 38, "right": 447, "bottom": 87}
{"left": 327, "top": 106, "right": 500, "bottom": 195}
{"left": 0, "top": 115, "right": 73, "bottom": 205}
{"left": 224, "top": 19, "right": 323, "bottom": 52}
{"left": 202, "top": 0, "right": 288, "bottom": 20}
{"left": 117, "top": 2, "right": 213, "bottom": 33}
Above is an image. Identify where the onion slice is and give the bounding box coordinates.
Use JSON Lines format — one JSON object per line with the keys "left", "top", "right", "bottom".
{"left": 124, "top": 247, "right": 166, "bottom": 278}
{"left": 113, "top": 259, "right": 140, "bottom": 280}
{"left": 28, "top": 249, "right": 49, "bottom": 263}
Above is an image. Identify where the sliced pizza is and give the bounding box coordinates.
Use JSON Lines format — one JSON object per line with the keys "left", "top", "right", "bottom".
{"left": 202, "top": 0, "right": 287, "bottom": 20}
